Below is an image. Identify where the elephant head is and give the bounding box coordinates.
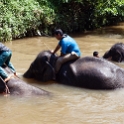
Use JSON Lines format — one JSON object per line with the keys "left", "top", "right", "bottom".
{"left": 103, "top": 43, "right": 124, "bottom": 62}
{"left": 23, "top": 50, "right": 57, "bottom": 82}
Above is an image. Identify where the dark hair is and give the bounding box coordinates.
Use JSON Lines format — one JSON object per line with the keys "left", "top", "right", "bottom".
{"left": 93, "top": 51, "right": 98, "bottom": 56}
{"left": 54, "top": 29, "right": 63, "bottom": 36}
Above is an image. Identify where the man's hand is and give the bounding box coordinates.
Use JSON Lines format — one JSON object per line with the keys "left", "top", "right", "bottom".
{"left": 14, "top": 72, "right": 16, "bottom": 76}
{"left": 4, "top": 75, "right": 13, "bottom": 82}
{"left": 51, "top": 50, "right": 54, "bottom": 54}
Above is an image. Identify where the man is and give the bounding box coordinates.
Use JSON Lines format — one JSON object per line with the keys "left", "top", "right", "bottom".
{"left": 0, "top": 42, "right": 16, "bottom": 82}
{"left": 93, "top": 51, "right": 99, "bottom": 57}
{"left": 52, "top": 29, "right": 81, "bottom": 75}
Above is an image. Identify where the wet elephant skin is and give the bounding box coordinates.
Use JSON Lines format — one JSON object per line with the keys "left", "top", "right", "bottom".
{"left": 0, "top": 66, "right": 50, "bottom": 96}
{"left": 24, "top": 50, "right": 124, "bottom": 90}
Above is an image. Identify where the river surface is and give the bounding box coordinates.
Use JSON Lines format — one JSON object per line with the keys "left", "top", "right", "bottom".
{"left": 1, "top": 23, "right": 124, "bottom": 124}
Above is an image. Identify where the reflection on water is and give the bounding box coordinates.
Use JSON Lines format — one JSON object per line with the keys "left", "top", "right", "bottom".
{"left": 1, "top": 23, "right": 124, "bottom": 124}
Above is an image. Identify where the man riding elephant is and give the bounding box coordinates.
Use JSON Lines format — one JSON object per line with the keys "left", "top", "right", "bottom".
{"left": 0, "top": 43, "right": 50, "bottom": 96}
{"left": 52, "top": 29, "right": 81, "bottom": 79}
{"left": 0, "top": 42, "right": 16, "bottom": 83}
{"left": 23, "top": 50, "right": 124, "bottom": 90}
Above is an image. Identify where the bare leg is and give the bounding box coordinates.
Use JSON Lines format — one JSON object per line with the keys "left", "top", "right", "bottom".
{"left": 55, "top": 53, "right": 79, "bottom": 73}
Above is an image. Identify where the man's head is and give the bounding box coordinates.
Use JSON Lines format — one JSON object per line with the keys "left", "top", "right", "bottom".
{"left": 54, "top": 29, "right": 63, "bottom": 40}
{"left": 93, "top": 51, "right": 99, "bottom": 57}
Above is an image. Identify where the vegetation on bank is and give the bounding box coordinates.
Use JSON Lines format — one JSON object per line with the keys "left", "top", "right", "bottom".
{"left": 50, "top": 0, "right": 124, "bottom": 33}
{"left": 0, "top": 0, "right": 124, "bottom": 42}
{"left": 0, "top": 0, "right": 55, "bottom": 42}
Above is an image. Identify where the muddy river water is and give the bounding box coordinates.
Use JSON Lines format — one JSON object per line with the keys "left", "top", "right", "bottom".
{"left": 1, "top": 23, "right": 124, "bottom": 124}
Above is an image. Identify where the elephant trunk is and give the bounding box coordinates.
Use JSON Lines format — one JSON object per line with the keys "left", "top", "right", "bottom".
{"left": 23, "top": 64, "right": 33, "bottom": 78}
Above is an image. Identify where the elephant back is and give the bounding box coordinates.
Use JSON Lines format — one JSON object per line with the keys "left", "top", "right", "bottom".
{"left": 57, "top": 56, "right": 124, "bottom": 89}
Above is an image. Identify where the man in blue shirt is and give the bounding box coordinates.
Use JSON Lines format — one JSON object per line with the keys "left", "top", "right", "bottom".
{"left": 52, "top": 29, "right": 81, "bottom": 74}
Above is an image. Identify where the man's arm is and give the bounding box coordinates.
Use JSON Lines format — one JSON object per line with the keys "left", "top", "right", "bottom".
{"left": 52, "top": 44, "right": 61, "bottom": 54}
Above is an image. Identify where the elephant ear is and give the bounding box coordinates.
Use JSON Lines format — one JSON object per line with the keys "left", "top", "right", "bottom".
{"left": 112, "top": 50, "right": 122, "bottom": 62}
{"left": 42, "top": 60, "right": 55, "bottom": 82}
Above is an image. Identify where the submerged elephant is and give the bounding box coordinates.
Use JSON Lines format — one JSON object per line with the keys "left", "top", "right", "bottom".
{"left": 103, "top": 42, "right": 124, "bottom": 62}
{"left": 0, "top": 65, "right": 49, "bottom": 96}
{"left": 23, "top": 50, "right": 124, "bottom": 90}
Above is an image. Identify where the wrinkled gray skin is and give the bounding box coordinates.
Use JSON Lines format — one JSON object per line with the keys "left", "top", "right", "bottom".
{"left": 0, "top": 66, "right": 49, "bottom": 96}
{"left": 103, "top": 43, "right": 124, "bottom": 62}
{"left": 24, "top": 50, "right": 124, "bottom": 90}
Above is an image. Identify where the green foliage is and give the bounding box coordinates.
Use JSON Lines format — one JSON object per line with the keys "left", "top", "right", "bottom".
{"left": 0, "top": 0, "right": 124, "bottom": 41}
{"left": 93, "top": 0, "right": 124, "bottom": 27}
{"left": 49, "top": 0, "right": 124, "bottom": 33}
{"left": 0, "top": 0, "right": 55, "bottom": 42}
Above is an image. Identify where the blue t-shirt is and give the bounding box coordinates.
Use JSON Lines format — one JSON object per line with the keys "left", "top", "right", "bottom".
{"left": 59, "top": 35, "right": 81, "bottom": 56}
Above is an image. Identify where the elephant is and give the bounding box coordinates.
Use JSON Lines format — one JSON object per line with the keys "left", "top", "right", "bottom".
{"left": 103, "top": 42, "right": 124, "bottom": 62}
{"left": 0, "top": 65, "right": 49, "bottom": 96}
{"left": 23, "top": 50, "right": 124, "bottom": 90}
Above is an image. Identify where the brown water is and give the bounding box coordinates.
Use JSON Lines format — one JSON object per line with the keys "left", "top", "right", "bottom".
{"left": 1, "top": 23, "right": 124, "bottom": 124}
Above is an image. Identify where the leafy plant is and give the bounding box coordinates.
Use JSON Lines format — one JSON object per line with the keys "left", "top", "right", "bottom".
{"left": 0, "top": 0, "right": 124, "bottom": 42}
{"left": 49, "top": 0, "right": 124, "bottom": 33}
{"left": 0, "top": 0, "right": 55, "bottom": 42}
